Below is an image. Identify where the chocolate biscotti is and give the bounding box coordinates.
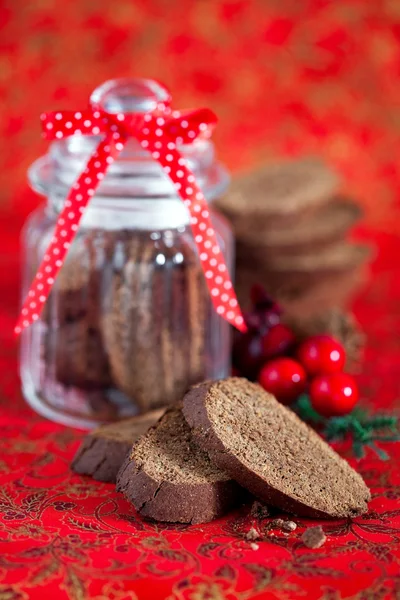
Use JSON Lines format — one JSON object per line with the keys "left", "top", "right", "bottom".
{"left": 116, "top": 405, "right": 242, "bottom": 524}
{"left": 102, "top": 231, "right": 208, "bottom": 411}
{"left": 182, "top": 378, "right": 370, "bottom": 519}
{"left": 41, "top": 233, "right": 113, "bottom": 390}
{"left": 72, "top": 409, "right": 164, "bottom": 482}
{"left": 39, "top": 227, "right": 211, "bottom": 416}
{"left": 238, "top": 198, "right": 362, "bottom": 254}
{"left": 235, "top": 264, "right": 366, "bottom": 317}
{"left": 255, "top": 243, "right": 370, "bottom": 275}
{"left": 44, "top": 320, "right": 111, "bottom": 389}
{"left": 216, "top": 158, "right": 339, "bottom": 234}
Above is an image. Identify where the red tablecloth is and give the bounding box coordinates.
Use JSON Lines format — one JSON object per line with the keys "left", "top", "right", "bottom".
{"left": 0, "top": 228, "right": 400, "bottom": 599}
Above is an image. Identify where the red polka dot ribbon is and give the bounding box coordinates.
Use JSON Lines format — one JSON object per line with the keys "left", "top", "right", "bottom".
{"left": 15, "top": 87, "right": 247, "bottom": 335}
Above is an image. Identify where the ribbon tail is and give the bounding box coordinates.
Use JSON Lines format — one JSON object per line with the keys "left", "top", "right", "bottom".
{"left": 15, "top": 134, "right": 126, "bottom": 335}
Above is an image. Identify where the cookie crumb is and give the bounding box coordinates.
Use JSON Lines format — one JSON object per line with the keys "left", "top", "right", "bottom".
{"left": 245, "top": 527, "right": 260, "bottom": 541}
{"left": 250, "top": 543, "right": 259, "bottom": 551}
{"left": 301, "top": 526, "right": 326, "bottom": 549}
{"left": 282, "top": 520, "right": 297, "bottom": 532}
{"left": 271, "top": 518, "right": 285, "bottom": 529}
{"left": 271, "top": 518, "right": 298, "bottom": 532}
{"left": 250, "top": 501, "right": 270, "bottom": 519}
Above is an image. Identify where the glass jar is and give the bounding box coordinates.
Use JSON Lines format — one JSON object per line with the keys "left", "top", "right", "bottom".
{"left": 20, "top": 79, "right": 233, "bottom": 429}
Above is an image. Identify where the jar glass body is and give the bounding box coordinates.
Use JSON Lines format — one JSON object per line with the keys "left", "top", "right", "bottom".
{"left": 20, "top": 198, "right": 233, "bottom": 429}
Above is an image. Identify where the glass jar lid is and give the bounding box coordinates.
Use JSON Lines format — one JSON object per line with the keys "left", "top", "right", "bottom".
{"left": 29, "top": 78, "right": 230, "bottom": 208}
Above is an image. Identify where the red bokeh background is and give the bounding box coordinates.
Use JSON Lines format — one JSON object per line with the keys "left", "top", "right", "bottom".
{"left": 1, "top": 0, "right": 400, "bottom": 235}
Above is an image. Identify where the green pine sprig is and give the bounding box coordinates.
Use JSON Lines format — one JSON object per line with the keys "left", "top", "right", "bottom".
{"left": 294, "top": 395, "right": 400, "bottom": 461}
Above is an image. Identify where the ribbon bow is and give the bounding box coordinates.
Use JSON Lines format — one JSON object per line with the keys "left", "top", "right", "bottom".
{"left": 15, "top": 82, "right": 246, "bottom": 334}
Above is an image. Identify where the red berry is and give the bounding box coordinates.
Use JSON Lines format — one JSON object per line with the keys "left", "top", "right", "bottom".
{"left": 262, "top": 323, "right": 295, "bottom": 360}
{"left": 250, "top": 284, "right": 281, "bottom": 328}
{"left": 243, "top": 311, "right": 268, "bottom": 335}
{"left": 309, "top": 373, "right": 359, "bottom": 417}
{"left": 297, "top": 335, "right": 346, "bottom": 376}
{"left": 258, "top": 358, "right": 307, "bottom": 405}
{"left": 250, "top": 284, "right": 279, "bottom": 313}
{"left": 233, "top": 332, "right": 264, "bottom": 380}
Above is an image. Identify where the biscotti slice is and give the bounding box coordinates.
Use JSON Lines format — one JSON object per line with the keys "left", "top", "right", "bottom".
{"left": 116, "top": 405, "right": 242, "bottom": 524}
{"left": 42, "top": 232, "right": 103, "bottom": 324}
{"left": 216, "top": 158, "right": 339, "bottom": 235}
{"left": 278, "top": 268, "right": 368, "bottom": 322}
{"left": 183, "top": 378, "right": 370, "bottom": 519}
{"left": 45, "top": 320, "right": 112, "bottom": 389}
{"left": 236, "top": 244, "right": 370, "bottom": 280}
{"left": 102, "top": 232, "right": 208, "bottom": 411}
{"left": 235, "top": 263, "right": 365, "bottom": 315}
{"left": 263, "top": 243, "right": 370, "bottom": 274}
{"left": 237, "top": 198, "right": 362, "bottom": 254}
{"left": 41, "top": 232, "right": 114, "bottom": 390}
{"left": 72, "top": 410, "right": 164, "bottom": 482}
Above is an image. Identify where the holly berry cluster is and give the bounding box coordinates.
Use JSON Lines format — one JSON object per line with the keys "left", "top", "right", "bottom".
{"left": 233, "top": 285, "right": 358, "bottom": 417}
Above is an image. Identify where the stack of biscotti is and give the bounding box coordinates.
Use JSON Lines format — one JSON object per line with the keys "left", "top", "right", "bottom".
{"left": 215, "top": 158, "right": 371, "bottom": 320}
{"left": 72, "top": 378, "right": 370, "bottom": 525}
